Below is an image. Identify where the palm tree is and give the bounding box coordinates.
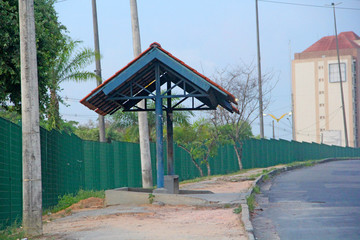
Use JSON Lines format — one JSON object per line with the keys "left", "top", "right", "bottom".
{"left": 47, "top": 40, "right": 97, "bottom": 129}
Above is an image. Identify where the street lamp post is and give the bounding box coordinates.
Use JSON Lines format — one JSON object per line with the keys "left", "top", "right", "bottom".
{"left": 264, "top": 112, "right": 292, "bottom": 139}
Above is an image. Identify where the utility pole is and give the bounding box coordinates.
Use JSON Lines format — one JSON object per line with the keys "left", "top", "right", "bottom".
{"left": 129, "top": 0, "right": 153, "bottom": 188}
{"left": 332, "top": 2, "right": 348, "bottom": 147}
{"left": 19, "top": 0, "right": 42, "bottom": 235}
{"left": 272, "top": 120, "right": 275, "bottom": 139}
{"left": 91, "top": 0, "right": 106, "bottom": 142}
{"left": 289, "top": 40, "right": 296, "bottom": 141}
{"left": 255, "top": 0, "right": 264, "bottom": 138}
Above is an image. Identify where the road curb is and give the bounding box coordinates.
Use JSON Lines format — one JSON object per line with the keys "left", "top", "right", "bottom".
{"left": 240, "top": 157, "right": 359, "bottom": 240}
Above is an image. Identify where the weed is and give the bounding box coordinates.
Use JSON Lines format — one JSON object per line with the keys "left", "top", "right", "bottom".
{"left": 224, "top": 204, "right": 231, "bottom": 208}
{"left": 262, "top": 174, "right": 269, "bottom": 181}
{"left": 148, "top": 193, "right": 155, "bottom": 204}
{"left": 247, "top": 194, "right": 256, "bottom": 212}
{"left": 179, "top": 169, "right": 251, "bottom": 185}
{"left": 65, "top": 208, "right": 72, "bottom": 214}
{"left": 233, "top": 205, "right": 242, "bottom": 214}
{"left": 0, "top": 221, "right": 25, "bottom": 240}
{"left": 253, "top": 185, "right": 260, "bottom": 194}
{"left": 43, "top": 189, "right": 105, "bottom": 215}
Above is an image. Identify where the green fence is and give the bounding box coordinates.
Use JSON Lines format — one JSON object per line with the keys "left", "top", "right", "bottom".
{"left": 1, "top": 117, "right": 360, "bottom": 229}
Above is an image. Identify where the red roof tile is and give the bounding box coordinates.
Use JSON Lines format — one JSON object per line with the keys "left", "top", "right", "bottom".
{"left": 303, "top": 31, "right": 360, "bottom": 53}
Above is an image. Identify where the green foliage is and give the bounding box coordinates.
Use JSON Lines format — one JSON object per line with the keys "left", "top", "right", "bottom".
{"left": 148, "top": 193, "right": 155, "bottom": 204}
{"left": 174, "top": 119, "right": 220, "bottom": 176}
{"left": 253, "top": 185, "right": 261, "bottom": 194}
{"left": 233, "top": 205, "right": 242, "bottom": 214}
{"left": 0, "top": 0, "right": 67, "bottom": 113}
{"left": 0, "top": 221, "right": 25, "bottom": 240}
{"left": 287, "top": 160, "right": 315, "bottom": 167}
{"left": 108, "top": 98, "right": 194, "bottom": 142}
{"left": 262, "top": 174, "right": 269, "bottom": 181}
{"left": 247, "top": 193, "right": 256, "bottom": 212}
{"left": 0, "top": 107, "right": 21, "bottom": 125}
{"left": 44, "top": 189, "right": 105, "bottom": 214}
{"left": 46, "top": 40, "right": 97, "bottom": 130}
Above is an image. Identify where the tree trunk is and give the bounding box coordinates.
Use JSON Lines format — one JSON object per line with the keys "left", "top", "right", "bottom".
{"left": 192, "top": 157, "right": 204, "bottom": 177}
{"left": 206, "top": 161, "right": 211, "bottom": 176}
{"left": 49, "top": 88, "right": 60, "bottom": 129}
{"left": 178, "top": 144, "right": 204, "bottom": 177}
{"left": 234, "top": 142, "right": 243, "bottom": 170}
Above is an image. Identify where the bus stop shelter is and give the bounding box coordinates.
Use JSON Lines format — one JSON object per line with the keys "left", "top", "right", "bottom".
{"left": 81, "top": 42, "right": 238, "bottom": 191}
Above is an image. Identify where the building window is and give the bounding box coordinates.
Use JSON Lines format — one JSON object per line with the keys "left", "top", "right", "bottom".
{"left": 329, "top": 63, "right": 346, "bottom": 83}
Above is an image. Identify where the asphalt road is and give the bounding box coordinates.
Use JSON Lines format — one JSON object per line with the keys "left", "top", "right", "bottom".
{"left": 252, "top": 160, "right": 360, "bottom": 240}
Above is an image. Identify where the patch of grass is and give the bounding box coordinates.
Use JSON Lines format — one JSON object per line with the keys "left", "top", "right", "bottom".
{"left": 179, "top": 169, "right": 252, "bottom": 185}
{"left": 233, "top": 205, "right": 242, "bottom": 214}
{"left": 247, "top": 168, "right": 277, "bottom": 180}
{"left": 44, "top": 189, "right": 105, "bottom": 215}
{"left": 148, "top": 193, "right": 155, "bottom": 204}
{"left": 287, "top": 160, "right": 316, "bottom": 167}
{"left": 247, "top": 174, "right": 260, "bottom": 180}
{"left": 224, "top": 203, "right": 231, "bottom": 208}
{"left": 247, "top": 193, "right": 256, "bottom": 212}
{"left": 253, "top": 185, "right": 260, "bottom": 194}
{"left": 262, "top": 174, "right": 269, "bottom": 181}
{"left": 0, "top": 221, "right": 25, "bottom": 240}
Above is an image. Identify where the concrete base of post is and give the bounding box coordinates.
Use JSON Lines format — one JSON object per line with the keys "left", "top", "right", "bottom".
{"left": 164, "top": 175, "right": 179, "bottom": 194}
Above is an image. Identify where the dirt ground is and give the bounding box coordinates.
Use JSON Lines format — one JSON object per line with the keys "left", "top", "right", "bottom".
{"left": 37, "top": 167, "right": 282, "bottom": 240}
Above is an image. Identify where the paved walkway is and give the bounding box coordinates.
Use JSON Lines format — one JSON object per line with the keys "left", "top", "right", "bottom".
{"left": 252, "top": 160, "right": 360, "bottom": 240}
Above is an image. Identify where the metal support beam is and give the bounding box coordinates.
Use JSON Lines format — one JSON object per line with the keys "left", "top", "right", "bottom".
{"left": 155, "top": 63, "right": 164, "bottom": 188}
{"left": 166, "top": 80, "right": 174, "bottom": 175}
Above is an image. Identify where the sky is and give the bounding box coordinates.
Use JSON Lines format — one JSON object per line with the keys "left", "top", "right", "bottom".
{"left": 54, "top": 0, "right": 360, "bottom": 140}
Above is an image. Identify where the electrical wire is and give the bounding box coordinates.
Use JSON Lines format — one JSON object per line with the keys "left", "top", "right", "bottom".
{"left": 258, "top": 0, "right": 360, "bottom": 11}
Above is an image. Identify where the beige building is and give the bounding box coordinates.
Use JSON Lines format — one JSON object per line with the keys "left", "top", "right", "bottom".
{"left": 292, "top": 31, "right": 360, "bottom": 147}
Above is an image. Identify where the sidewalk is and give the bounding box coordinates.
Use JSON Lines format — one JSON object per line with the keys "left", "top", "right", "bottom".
{"left": 36, "top": 166, "right": 282, "bottom": 240}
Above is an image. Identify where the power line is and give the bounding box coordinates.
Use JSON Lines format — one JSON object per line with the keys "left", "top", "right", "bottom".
{"left": 258, "top": 0, "right": 360, "bottom": 11}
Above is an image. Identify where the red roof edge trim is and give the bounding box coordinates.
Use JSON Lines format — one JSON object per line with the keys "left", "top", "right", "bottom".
{"left": 95, "top": 108, "right": 107, "bottom": 116}
{"left": 232, "top": 105, "right": 239, "bottom": 114}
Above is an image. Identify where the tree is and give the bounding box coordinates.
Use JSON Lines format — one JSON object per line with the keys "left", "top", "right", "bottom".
{"left": 108, "top": 99, "right": 194, "bottom": 142}
{"left": 0, "top": 0, "right": 67, "bottom": 113}
{"left": 174, "top": 120, "right": 220, "bottom": 176}
{"left": 46, "top": 40, "right": 97, "bottom": 130}
{"left": 209, "top": 64, "right": 274, "bottom": 169}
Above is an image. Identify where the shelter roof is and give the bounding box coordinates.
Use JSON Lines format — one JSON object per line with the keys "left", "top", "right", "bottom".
{"left": 80, "top": 43, "right": 238, "bottom": 115}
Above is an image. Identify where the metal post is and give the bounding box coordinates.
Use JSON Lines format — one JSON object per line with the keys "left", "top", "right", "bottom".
{"left": 19, "top": 0, "right": 42, "bottom": 235}
{"left": 272, "top": 120, "right": 275, "bottom": 139}
{"left": 255, "top": 0, "right": 264, "bottom": 138}
{"left": 332, "top": 3, "right": 348, "bottom": 147}
{"left": 91, "top": 0, "right": 106, "bottom": 142}
{"left": 129, "top": 0, "right": 153, "bottom": 187}
{"left": 166, "top": 80, "right": 174, "bottom": 175}
{"left": 155, "top": 63, "right": 164, "bottom": 188}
